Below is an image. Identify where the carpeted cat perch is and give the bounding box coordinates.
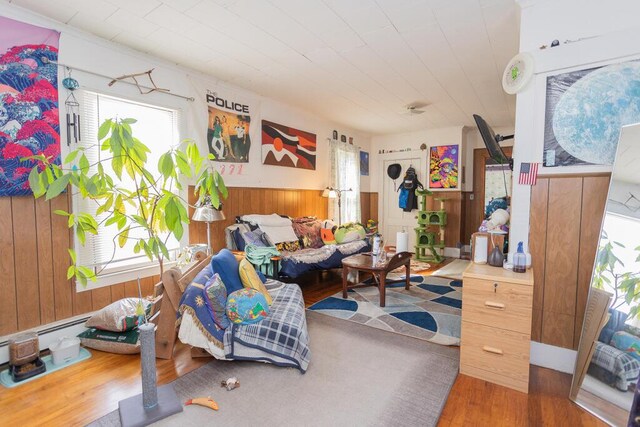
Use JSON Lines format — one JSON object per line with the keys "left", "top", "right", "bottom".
{"left": 118, "top": 323, "right": 182, "bottom": 427}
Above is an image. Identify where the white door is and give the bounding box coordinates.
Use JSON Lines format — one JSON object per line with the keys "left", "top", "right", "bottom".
{"left": 382, "top": 156, "right": 423, "bottom": 250}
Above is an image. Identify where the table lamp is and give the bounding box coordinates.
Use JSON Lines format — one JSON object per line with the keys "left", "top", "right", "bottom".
{"left": 192, "top": 204, "right": 225, "bottom": 254}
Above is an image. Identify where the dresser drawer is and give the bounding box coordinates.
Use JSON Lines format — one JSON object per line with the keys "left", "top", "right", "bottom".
{"left": 461, "top": 277, "right": 533, "bottom": 334}
{"left": 460, "top": 321, "right": 530, "bottom": 391}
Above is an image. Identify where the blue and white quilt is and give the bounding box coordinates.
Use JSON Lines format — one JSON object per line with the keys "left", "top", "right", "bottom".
{"left": 177, "top": 278, "right": 310, "bottom": 373}
{"left": 224, "top": 280, "right": 310, "bottom": 372}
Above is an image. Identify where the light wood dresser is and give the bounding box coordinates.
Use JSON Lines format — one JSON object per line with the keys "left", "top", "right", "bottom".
{"left": 460, "top": 263, "right": 534, "bottom": 393}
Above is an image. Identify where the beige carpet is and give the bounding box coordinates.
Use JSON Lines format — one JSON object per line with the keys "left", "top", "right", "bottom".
{"left": 430, "top": 259, "right": 471, "bottom": 280}
{"left": 89, "top": 311, "right": 459, "bottom": 427}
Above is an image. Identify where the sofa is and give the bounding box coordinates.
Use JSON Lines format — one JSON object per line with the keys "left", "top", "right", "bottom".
{"left": 176, "top": 250, "right": 311, "bottom": 372}
{"left": 225, "top": 214, "right": 370, "bottom": 279}
{"left": 588, "top": 308, "right": 640, "bottom": 390}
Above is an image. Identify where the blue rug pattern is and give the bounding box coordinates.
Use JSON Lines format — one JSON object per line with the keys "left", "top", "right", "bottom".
{"left": 309, "top": 274, "right": 461, "bottom": 346}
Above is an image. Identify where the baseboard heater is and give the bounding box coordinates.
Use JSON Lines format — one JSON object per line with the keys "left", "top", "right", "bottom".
{"left": 0, "top": 314, "right": 92, "bottom": 366}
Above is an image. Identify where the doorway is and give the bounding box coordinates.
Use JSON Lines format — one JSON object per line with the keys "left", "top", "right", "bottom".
{"left": 382, "top": 155, "right": 423, "bottom": 249}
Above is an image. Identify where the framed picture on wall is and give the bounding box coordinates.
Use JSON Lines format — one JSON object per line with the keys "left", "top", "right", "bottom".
{"left": 360, "top": 151, "right": 369, "bottom": 176}
{"left": 428, "top": 145, "right": 459, "bottom": 189}
{"left": 543, "top": 59, "right": 640, "bottom": 167}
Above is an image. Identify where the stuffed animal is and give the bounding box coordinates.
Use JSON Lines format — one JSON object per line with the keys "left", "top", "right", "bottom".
{"left": 479, "top": 208, "right": 510, "bottom": 233}
{"left": 221, "top": 377, "right": 240, "bottom": 391}
{"left": 185, "top": 397, "right": 219, "bottom": 411}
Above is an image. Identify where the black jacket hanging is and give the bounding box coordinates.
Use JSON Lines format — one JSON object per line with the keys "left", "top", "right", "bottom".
{"left": 398, "top": 166, "right": 423, "bottom": 212}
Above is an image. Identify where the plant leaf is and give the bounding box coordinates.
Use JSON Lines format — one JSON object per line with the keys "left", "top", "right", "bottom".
{"left": 45, "top": 174, "right": 71, "bottom": 200}
{"left": 98, "top": 119, "right": 112, "bottom": 140}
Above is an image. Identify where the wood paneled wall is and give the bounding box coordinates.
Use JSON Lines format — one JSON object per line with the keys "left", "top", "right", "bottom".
{"left": 189, "top": 186, "right": 379, "bottom": 252}
{"left": 1, "top": 186, "right": 378, "bottom": 336}
{"left": 0, "top": 193, "right": 159, "bottom": 336}
{"left": 360, "top": 192, "right": 379, "bottom": 224}
{"left": 529, "top": 174, "right": 610, "bottom": 350}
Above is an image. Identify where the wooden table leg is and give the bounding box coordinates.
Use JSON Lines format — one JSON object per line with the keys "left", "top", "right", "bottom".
{"left": 379, "top": 272, "right": 386, "bottom": 307}
{"left": 342, "top": 265, "right": 349, "bottom": 299}
{"left": 405, "top": 261, "right": 411, "bottom": 290}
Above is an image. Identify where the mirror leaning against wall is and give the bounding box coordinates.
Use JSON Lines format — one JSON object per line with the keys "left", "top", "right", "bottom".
{"left": 571, "top": 124, "right": 640, "bottom": 426}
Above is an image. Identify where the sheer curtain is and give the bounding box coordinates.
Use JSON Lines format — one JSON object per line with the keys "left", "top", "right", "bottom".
{"left": 329, "top": 139, "right": 360, "bottom": 224}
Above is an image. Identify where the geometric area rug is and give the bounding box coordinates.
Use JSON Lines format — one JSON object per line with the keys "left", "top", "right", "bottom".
{"left": 88, "top": 311, "right": 459, "bottom": 427}
{"left": 309, "top": 274, "right": 462, "bottom": 346}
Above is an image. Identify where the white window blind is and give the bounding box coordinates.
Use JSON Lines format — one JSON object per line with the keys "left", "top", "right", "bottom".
{"left": 74, "top": 92, "right": 180, "bottom": 285}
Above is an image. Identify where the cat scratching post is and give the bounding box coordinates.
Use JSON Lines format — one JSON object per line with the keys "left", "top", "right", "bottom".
{"left": 414, "top": 190, "right": 447, "bottom": 263}
{"left": 118, "top": 323, "right": 183, "bottom": 427}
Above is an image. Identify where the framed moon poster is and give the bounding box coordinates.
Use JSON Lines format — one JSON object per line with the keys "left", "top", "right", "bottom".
{"left": 543, "top": 60, "right": 640, "bottom": 167}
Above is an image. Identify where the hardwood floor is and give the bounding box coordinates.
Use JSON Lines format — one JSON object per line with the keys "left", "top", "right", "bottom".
{"left": 439, "top": 368, "right": 607, "bottom": 426}
{"left": 0, "top": 260, "right": 606, "bottom": 426}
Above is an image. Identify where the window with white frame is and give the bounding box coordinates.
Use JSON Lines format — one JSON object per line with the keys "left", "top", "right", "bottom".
{"left": 329, "top": 139, "right": 360, "bottom": 224}
{"left": 74, "top": 92, "right": 181, "bottom": 290}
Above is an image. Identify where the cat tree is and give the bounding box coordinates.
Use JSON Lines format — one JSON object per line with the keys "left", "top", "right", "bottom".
{"left": 414, "top": 189, "right": 447, "bottom": 263}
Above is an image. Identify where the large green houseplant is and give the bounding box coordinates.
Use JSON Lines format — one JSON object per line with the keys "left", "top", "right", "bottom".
{"left": 593, "top": 230, "right": 640, "bottom": 319}
{"left": 25, "top": 117, "right": 227, "bottom": 286}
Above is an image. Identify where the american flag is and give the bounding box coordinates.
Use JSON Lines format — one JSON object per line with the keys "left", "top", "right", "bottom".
{"left": 519, "top": 162, "right": 539, "bottom": 185}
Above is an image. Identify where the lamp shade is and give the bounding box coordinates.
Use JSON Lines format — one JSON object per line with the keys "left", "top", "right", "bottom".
{"left": 192, "top": 205, "right": 225, "bottom": 222}
{"left": 322, "top": 188, "right": 337, "bottom": 198}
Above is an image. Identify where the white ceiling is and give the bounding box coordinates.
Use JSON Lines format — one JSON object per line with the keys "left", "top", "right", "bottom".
{"left": 7, "top": 0, "right": 521, "bottom": 135}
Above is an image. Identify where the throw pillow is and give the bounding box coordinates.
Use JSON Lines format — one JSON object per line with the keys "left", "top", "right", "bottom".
{"left": 232, "top": 227, "right": 247, "bottom": 251}
{"left": 243, "top": 229, "right": 270, "bottom": 247}
{"left": 610, "top": 331, "right": 640, "bottom": 361}
{"left": 292, "top": 217, "right": 323, "bottom": 249}
{"left": 275, "top": 240, "right": 301, "bottom": 252}
{"left": 211, "top": 249, "right": 244, "bottom": 295}
{"left": 238, "top": 258, "right": 273, "bottom": 305}
{"left": 320, "top": 228, "right": 336, "bottom": 245}
{"left": 85, "top": 298, "right": 151, "bottom": 332}
{"left": 203, "top": 274, "right": 231, "bottom": 329}
{"left": 226, "top": 288, "right": 270, "bottom": 324}
{"left": 334, "top": 222, "right": 366, "bottom": 244}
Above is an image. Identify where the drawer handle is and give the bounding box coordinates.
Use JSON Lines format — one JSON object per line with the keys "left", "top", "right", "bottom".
{"left": 482, "top": 346, "right": 504, "bottom": 355}
{"left": 484, "top": 301, "right": 505, "bottom": 310}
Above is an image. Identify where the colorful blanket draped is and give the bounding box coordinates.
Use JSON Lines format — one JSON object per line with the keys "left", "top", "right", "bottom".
{"left": 177, "top": 279, "right": 225, "bottom": 348}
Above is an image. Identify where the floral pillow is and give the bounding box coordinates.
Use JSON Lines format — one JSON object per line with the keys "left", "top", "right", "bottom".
{"left": 292, "top": 217, "right": 323, "bottom": 249}
{"left": 275, "top": 240, "right": 301, "bottom": 252}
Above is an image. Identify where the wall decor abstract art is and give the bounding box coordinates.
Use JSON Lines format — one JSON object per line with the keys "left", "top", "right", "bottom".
{"left": 429, "top": 145, "right": 459, "bottom": 189}
{"left": 544, "top": 60, "right": 640, "bottom": 167}
{"left": 0, "top": 16, "right": 60, "bottom": 196}
{"left": 261, "top": 120, "right": 316, "bottom": 170}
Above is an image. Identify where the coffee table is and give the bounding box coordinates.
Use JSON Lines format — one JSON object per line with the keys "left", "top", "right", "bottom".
{"left": 341, "top": 251, "right": 412, "bottom": 307}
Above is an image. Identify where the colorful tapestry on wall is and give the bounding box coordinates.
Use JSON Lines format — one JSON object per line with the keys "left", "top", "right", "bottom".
{"left": 360, "top": 151, "right": 369, "bottom": 176}
{"left": 544, "top": 60, "right": 640, "bottom": 167}
{"left": 206, "top": 104, "right": 251, "bottom": 163}
{"left": 261, "top": 120, "right": 316, "bottom": 170}
{"left": 429, "top": 145, "right": 458, "bottom": 189}
{"left": 0, "top": 16, "right": 60, "bottom": 196}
